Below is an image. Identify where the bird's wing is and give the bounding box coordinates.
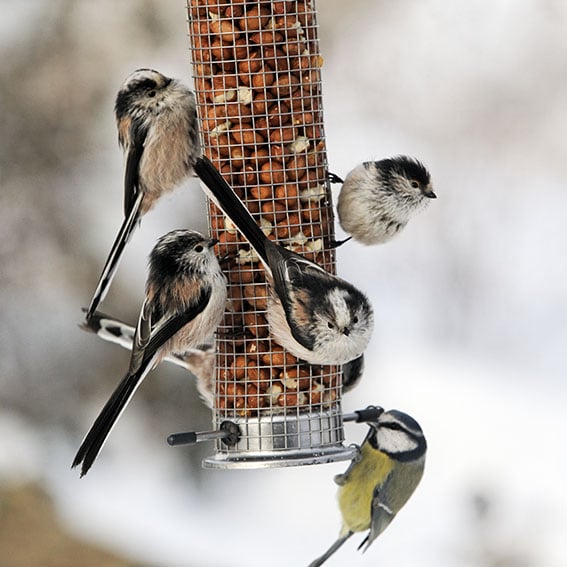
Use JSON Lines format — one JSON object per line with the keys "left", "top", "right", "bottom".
{"left": 123, "top": 120, "right": 148, "bottom": 217}
{"left": 265, "top": 243, "right": 296, "bottom": 306}
{"left": 266, "top": 241, "right": 329, "bottom": 297}
{"left": 287, "top": 246, "right": 328, "bottom": 281}
{"left": 359, "top": 479, "right": 396, "bottom": 552}
{"left": 127, "top": 296, "right": 153, "bottom": 374}
{"left": 267, "top": 246, "right": 332, "bottom": 351}
{"left": 271, "top": 257, "right": 315, "bottom": 349}
{"left": 129, "top": 286, "right": 213, "bottom": 374}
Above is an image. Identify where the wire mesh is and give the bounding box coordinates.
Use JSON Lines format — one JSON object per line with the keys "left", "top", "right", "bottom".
{"left": 186, "top": 0, "right": 352, "bottom": 467}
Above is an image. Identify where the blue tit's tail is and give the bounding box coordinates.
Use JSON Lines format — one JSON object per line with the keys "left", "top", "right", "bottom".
{"left": 194, "top": 156, "right": 269, "bottom": 264}
{"left": 72, "top": 359, "right": 153, "bottom": 477}
{"left": 85, "top": 191, "right": 143, "bottom": 321}
{"left": 308, "top": 531, "right": 353, "bottom": 567}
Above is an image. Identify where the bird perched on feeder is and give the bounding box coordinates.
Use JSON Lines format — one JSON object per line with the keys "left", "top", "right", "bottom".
{"left": 73, "top": 229, "right": 226, "bottom": 477}
{"left": 194, "top": 156, "right": 374, "bottom": 367}
{"left": 79, "top": 311, "right": 364, "bottom": 408}
{"left": 79, "top": 309, "right": 215, "bottom": 408}
{"left": 329, "top": 156, "right": 435, "bottom": 247}
{"left": 309, "top": 409, "right": 427, "bottom": 566}
{"left": 85, "top": 68, "right": 200, "bottom": 320}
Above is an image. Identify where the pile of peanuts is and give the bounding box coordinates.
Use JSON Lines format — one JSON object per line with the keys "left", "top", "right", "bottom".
{"left": 187, "top": 0, "right": 341, "bottom": 418}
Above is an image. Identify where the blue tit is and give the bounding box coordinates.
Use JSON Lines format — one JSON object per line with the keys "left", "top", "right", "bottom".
{"left": 309, "top": 409, "right": 426, "bottom": 566}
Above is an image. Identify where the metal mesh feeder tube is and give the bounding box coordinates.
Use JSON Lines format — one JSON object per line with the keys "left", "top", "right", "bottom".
{"left": 187, "top": 0, "right": 354, "bottom": 468}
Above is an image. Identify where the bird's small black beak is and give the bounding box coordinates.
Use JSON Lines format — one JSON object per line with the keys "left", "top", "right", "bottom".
{"left": 208, "top": 238, "right": 219, "bottom": 248}
{"left": 343, "top": 328, "right": 350, "bottom": 337}
{"left": 424, "top": 188, "right": 437, "bottom": 199}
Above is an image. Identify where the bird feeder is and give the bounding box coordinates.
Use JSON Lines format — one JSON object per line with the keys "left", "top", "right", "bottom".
{"left": 185, "top": 0, "right": 355, "bottom": 468}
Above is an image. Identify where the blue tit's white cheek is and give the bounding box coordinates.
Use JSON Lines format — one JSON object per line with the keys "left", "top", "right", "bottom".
{"left": 376, "top": 428, "right": 418, "bottom": 455}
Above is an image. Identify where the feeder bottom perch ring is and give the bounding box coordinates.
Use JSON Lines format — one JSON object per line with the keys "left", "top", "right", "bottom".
{"left": 202, "top": 411, "right": 356, "bottom": 469}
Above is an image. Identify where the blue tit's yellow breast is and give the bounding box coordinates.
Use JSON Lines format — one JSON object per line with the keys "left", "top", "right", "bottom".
{"left": 337, "top": 444, "right": 393, "bottom": 534}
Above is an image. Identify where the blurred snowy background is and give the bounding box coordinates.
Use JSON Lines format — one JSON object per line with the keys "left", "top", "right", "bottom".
{"left": 1, "top": 0, "right": 566, "bottom": 565}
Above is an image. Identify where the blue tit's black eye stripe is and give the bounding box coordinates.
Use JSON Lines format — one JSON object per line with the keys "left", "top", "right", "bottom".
{"left": 367, "top": 417, "right": 427, "bottom": 461}
{"left": 380, "top": 420, "right": 424, "bottom": 443}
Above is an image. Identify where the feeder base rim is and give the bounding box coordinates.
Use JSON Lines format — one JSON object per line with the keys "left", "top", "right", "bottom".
{"left": 201, "top": 444, "right": 357, "bottom": 470}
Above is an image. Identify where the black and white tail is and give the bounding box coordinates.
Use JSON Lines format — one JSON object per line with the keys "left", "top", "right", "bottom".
{"left": 194, "top": 156, "right": 269, "bottom": 264}
{"left": 85, "top": 192, "right": 143, "bottom": 320}
{"left": 72, "top": 358, "right": 154, "bottom": 477}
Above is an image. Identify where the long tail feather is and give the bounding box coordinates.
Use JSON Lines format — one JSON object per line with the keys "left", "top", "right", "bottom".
{"left": 308, "top": 532, "right": 353, "bottom": 567}
{"left": 80, "top": 308, "right": 217, "bottom": 373}
{"left": 80, "top": 309, "right": 136, "bottom": 351}
{"left": 85, "top": 192, "right": 143, "bottom": 320}
{"left": 72, "top": 359, "right": 154, "bottom": 477}
{"left": 194, "top": 156, "right": 268, "bottom": 264}
{"left": 79, "top": 309, "right": 215, "bottom": 407}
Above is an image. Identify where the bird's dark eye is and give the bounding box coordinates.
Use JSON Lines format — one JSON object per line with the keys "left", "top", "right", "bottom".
{"left": 410, "top": 180, "right": 419, "bottom": 189}
{"left": 148, "top": 90, "right": 157, "bottom": 98}
{"left": 327, "top": 321, "right": 334, "bottom": 329}
{"left": 195, "top": 245, "right": 204, "bottom": 253}
{"left": 352, "top": 316, "right": 359, "bottom": 324}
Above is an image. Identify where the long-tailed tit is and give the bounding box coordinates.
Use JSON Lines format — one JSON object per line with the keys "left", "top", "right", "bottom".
{"left": 80, "top": 310, "right": 215, "bottom": 408}
{"left": 330, "top": 156, "right": 435, "bottom": 247}
{"left": 85, "top": 69, "right": 200, "bottom": 320}
{"left": 73, "top": 229, "right": 226, "bottom": 476}
{"left": 194, "top": 156, "right": 374, "bottom": 366}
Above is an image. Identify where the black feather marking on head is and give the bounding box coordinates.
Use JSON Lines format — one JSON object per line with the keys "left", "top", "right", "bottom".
{"left": 343, "top": 282, "right": 372, "bottom": 320}
{"left": 148, "top": 230, "right": 207, "bottom": 280}
{"left": 367, "top": 410, "right": 427, "bottom": 462}
{"left": 114, "top": 70, "right": 170, "bottom": 119}
{"left": 114, "top": 89, "right": 132, "bottom": 121}
{"left": 376, "top": 156, "right": 431, "bottom": 187}
{"left": 391, "top": 156, "right": 431, "bottom": 185}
